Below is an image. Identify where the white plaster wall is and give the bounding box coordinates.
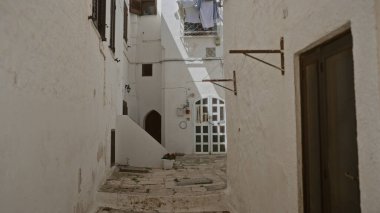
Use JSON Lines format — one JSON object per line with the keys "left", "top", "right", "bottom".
{"left": 124, "top": 63, "right": 139, "bottom": 123}
{"left": 224, "top": 0, "right": 380, "bottom": 212}
{"left": 124, "top": 0, "right": 225, "bottom": 153}
{"left": 163, "top": 60, "right": 225, "bottom": 153}
{"left": 116, "top": 115, "right": 167, "bottom": 168}
{"left": 0, "top": 0, "right": 126, "bottom": 212}
{"left": 136, "top": 64, "right": 163, "bottom": 126}
{"left": 125, "top": 0, "right": 163, "bottom": 130}
{"left": 161, "top": 0, "right": 225, "bottom": 154}
{"left": 377, "top": 0, "right": 380, "bottom": 98}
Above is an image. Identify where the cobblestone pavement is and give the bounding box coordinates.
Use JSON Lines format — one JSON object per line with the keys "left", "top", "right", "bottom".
{"left": 96, "top": 155, "right": 228, "bottom": 213}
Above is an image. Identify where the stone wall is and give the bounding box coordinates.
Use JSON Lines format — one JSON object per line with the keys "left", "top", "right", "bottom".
{"left": 224, "top": 0, "right": 380, "bottom": 212}
{"left": 0, "top": 0, "right": 126, "bottom": 212}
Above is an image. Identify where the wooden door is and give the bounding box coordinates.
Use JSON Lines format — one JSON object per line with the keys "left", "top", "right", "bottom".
{"left": 301, "top": 31, "right": 360, "bottom": 213}
{"left": 111, "top": 129, "right": 115, "bottom": 166}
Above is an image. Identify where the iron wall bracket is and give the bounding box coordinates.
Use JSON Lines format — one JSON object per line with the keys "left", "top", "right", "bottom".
{"left": 229, "top": 37, "right": 285, "bottom": 75}
{"left": 202, "top": 71, "right": 237, "bottom": 96}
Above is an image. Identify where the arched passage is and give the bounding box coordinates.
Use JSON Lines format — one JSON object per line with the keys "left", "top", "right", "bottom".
{"left": 144, "top": 110, "right": 161, "bottom": 144}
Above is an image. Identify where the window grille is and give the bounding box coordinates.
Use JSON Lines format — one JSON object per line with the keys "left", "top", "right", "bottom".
{"left": 181, "top": 22, "right": 217, "bottom": 36}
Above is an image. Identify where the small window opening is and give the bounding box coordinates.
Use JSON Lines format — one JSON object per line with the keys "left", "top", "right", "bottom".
{"left": 130, "top": 0, "right": 157, "bottom": 16}
{"left": 142, "top": 64, "right": 153, "bottom": 76}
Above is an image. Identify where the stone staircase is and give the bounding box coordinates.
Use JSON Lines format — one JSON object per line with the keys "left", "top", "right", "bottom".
{"left": 95, "top": 155, "right": 229, "bottom": 213}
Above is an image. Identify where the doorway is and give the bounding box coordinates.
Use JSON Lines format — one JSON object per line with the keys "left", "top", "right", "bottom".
{"left": 145, "top": 110, "right": 161, "bottom": 144}
{"left": 300, "top": 31, "right": 360, "bottom": 213}
{"left": 111, "top": 129, "right": 115, "bottom": 167}
{"left": 123, "top": 100, "right": 128, "bottom": 115}
{"left": 194, "top": 97, "right": 227, "bottom": 154}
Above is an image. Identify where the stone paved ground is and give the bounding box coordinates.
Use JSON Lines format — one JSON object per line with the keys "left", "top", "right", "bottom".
{"left": 96, "top": 207, "right": 229, "bottom": 213}
{"left": 96, "top": 155, "right": 228, "bottom": 213}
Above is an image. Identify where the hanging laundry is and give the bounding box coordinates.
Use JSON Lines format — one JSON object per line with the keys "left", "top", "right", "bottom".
{"left": 194, "top": 0, "right": 202, "bottom": 9}
{"left": 180, "top": 0, "right": 201, "bottom": 24}
{"left": 199, "top": 0, "right": 215, "bottom": 29}
{"left": 213, "top": 0, "right": 221, "bottom": 22}
{"left": 176, "top": 0, "right": 185, "bottom": 19}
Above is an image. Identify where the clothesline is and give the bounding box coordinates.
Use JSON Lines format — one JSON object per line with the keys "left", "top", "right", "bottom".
{"left": 177, "top": 0, "right": 223, "bottom": 31}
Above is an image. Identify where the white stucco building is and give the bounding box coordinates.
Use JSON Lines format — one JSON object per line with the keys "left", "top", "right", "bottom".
{"left": 124, "top": 0, "right": 227, "bottom": 155}
{"left": 6, "top": 0, "right": 380, "bottom": 212}
{"left": 224, "top": 0, "right": 380, "bottom": 212}
{"left": 0, "top": 1, "right": 227, "bottom": 211}
{"left": 0, "top": 0, "right": 128, "bottom": 212}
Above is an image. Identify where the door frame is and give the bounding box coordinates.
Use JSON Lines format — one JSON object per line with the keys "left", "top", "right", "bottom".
{"left": 298, "top": 30, "right": 361, "bottom": 213}
{"left": 193, "top": 96, "right": 227, "bottom": 154}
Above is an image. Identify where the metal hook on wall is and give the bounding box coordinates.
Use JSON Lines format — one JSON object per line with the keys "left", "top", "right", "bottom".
{"left": 229, "top": 37, "right": 285, "bottom": 75}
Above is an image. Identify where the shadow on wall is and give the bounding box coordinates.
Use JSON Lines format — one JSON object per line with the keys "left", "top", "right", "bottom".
{"left": 144, "top": 110, "right": 162, "bottom": 144}
{"left": 116, "top": 115, "right": 167, "bottom": 168}
{"left": 161, "top": 12, "right": 225, "bottom": 100}
{"left": 159, "top": 7, "right": 227, "bottom": 154}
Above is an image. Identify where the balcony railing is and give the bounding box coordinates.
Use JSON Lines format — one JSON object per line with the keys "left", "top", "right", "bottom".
{"left": 181, "top": 21, "right": 217, "bottom": 36}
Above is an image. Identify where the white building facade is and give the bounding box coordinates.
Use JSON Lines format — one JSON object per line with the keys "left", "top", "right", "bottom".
{"left": 224, "top": 0, "right": 380, "bottom": 212}
{"left": 0, "top": 0, "right": 128, "bottom": 212}
{"left": 124, "top": 0, "right": 226, "bottom": 154}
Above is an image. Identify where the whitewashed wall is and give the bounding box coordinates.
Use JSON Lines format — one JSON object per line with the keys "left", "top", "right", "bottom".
{"left": 0, "top": 0, "right": 126, "bottom": 212}
{"left": 116, "top": 115, "right": 167, "bottom": 168}
{"left": 224, "top": 0, "right": 380, "bottom": 212}
{"left": 124, "top": 0, "right": 163, "bottom": 131}
{"left": 377, "top": 0, "right": 380, "bottom": 96}
{"left": 161, "top": 0, "right": 225, "bottom": 153}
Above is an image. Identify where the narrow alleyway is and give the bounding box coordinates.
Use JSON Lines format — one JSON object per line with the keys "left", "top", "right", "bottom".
{"left": 95, "top": 155, "right": 228, "bottom": 213}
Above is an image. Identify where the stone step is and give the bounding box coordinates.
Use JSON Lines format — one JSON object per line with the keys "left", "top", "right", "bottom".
{"left": 96, "top": 206, "right": 230, "bottom": 213}
{"left": 175, "top": 178, "right": 213, "bottom": 186}
{"left": 96, "top": 155, "right": 228, "bottom": 213}
{"left": 96, "top": 190, "right": 227, "bottom": 213}
{"left": 118, "top": 166, "right": 152, "bottom": 174}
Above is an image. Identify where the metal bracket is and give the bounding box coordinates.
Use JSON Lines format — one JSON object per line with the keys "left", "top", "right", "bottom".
{"left": 229, "top": 37, "right": 285, "bottom": 75}
{"left": 202, "top": 71, "right": 237, "bottom": 96}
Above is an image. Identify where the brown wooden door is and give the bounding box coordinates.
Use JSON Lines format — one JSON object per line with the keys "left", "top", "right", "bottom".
{"left": 301, "top": 31, "right": 360, "bottom": 213}
{"left": 111, "top": 129, "right": 115, "bottom": 166}
{"left": 145, "top": 110, "right": 161, "bottom": 144}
